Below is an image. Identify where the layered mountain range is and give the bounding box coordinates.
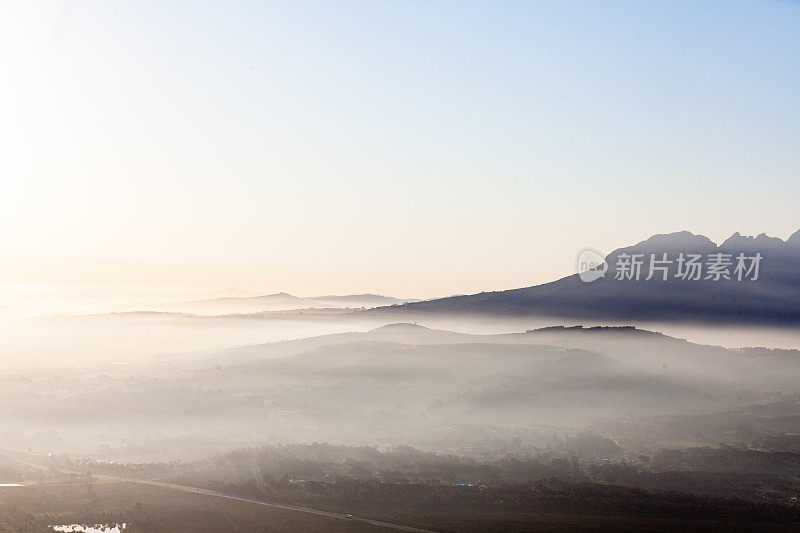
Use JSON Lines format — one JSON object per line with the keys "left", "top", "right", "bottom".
{"left": 373, "top": 230, "right": 800, "bottom": 324}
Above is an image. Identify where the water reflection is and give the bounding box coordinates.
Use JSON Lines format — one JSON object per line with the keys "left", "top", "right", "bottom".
{"left": 51, "top": 524, "right": 126, "bottom": 533}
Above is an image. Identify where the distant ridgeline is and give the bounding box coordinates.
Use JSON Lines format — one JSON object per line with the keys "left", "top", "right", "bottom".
{"left": 527, "top": 326, "right": 639, "bottom": 333}
{"left": 371, "top": 230, "right": 800, "bottom": 325}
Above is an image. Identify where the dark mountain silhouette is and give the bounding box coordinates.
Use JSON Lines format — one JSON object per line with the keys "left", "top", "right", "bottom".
{"left": 371, "top": 230, "right": 800, "bottom": 324}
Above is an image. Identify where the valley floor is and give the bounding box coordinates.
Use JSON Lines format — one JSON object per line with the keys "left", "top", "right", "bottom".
{"left": 1, "top": 481, "right": 798, "bottom": 532}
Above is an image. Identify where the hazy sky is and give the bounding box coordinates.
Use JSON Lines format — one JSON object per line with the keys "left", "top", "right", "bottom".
{"left": 1, "top": 0, "right": 798, "bottom": 298}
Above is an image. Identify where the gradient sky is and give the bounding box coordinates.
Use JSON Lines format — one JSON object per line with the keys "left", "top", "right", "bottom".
{"left": 1, "top": 0, "right": 799, "bottom": 298}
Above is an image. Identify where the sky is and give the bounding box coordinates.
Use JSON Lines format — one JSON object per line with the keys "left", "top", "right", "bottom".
{"left": 1, "top": 0, "right": 799, "bottom": 298}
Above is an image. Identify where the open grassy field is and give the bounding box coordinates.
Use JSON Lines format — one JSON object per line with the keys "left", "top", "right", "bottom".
{"left": 0, "top": 482, "right": 384, "bottom": 532}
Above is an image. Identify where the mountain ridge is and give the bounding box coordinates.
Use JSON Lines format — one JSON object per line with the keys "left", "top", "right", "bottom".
{"left": 367, "top": 230, "right": 800, "bottom": 324}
